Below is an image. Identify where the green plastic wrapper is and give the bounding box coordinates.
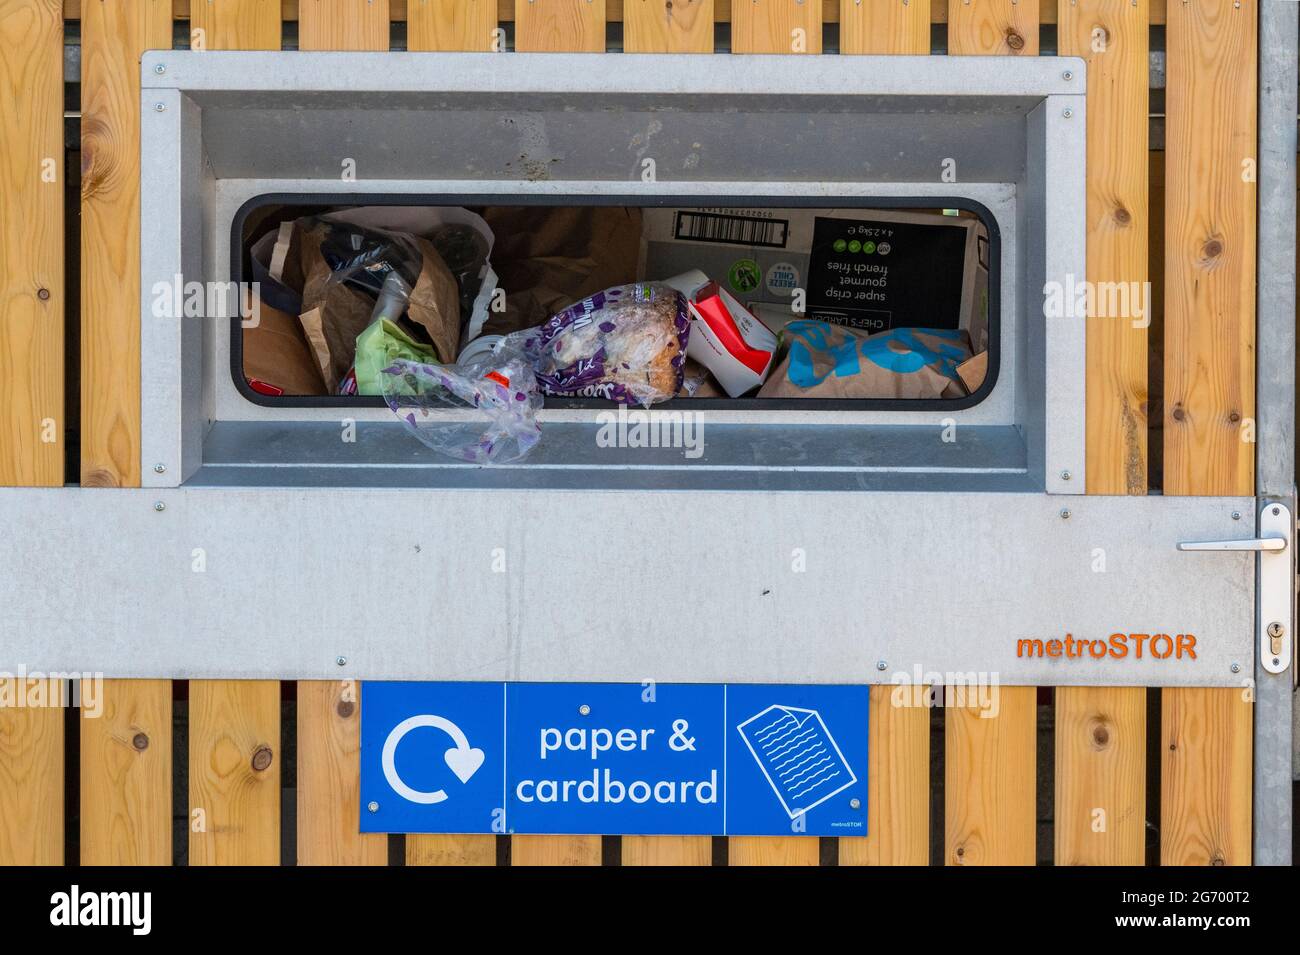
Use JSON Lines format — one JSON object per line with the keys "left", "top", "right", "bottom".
{"left": 354, "top": 318, "right": 438, "bottom": 396}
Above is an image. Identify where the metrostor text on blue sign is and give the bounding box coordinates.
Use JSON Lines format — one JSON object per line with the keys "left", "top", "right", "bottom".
{"left": 361, "top": 682, "right": 870, "bottom": 838}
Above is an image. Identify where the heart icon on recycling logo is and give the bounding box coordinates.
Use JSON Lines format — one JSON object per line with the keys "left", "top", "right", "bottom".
{"left": 444, "top": 745, "right": 485, "bottom": 784}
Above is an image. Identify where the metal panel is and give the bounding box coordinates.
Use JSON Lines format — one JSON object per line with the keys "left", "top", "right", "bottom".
{"left": 141, "top": 52, "right": 1084, "bottom": 99}
{"left": 1254, "top": 0, "right": 1297, "bottom": 867}
{"left": 136, "top": 52, "right": 1086, "bottom": 495}
{"left": 0, "top": 488, "right": 1252, "bottom": 685}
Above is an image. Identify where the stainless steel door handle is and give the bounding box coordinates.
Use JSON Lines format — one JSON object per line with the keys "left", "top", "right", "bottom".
{"left": 1177, "top": 536, "right": 1287, "bottom": 552}
{"left": 1178, "top": 504, "right": 1294, "bottom": 675}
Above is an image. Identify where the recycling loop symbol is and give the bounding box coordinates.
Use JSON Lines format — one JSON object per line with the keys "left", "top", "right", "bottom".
{"left": 382, "top": 714, "right": 485, "bottom": 805}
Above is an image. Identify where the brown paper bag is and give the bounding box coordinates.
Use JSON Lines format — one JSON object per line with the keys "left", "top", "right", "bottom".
{"left": 479, "top": 206, "right": 643, "bottom": 335}
{"left": 296, "top": 221, "right": 461, "bottom": 392}
{"left": 242, "top": 298, "right": 328, "bottom": 396}
{"left": 758, "top": 322, "right": 971, "bottom": 400}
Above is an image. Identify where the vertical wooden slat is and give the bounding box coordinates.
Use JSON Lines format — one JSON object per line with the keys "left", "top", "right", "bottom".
{"left": 1061, "top": 0, "right": 1149, "bottom": 496}
{"left": 836, "top": 2, "right": 935, "bottom": 867}
{"left": 1161, "top": 687, "right": 1252, "bottom": 865}
{"left": 514, "top": 0, "right": 606, "bottom": 52}
{"left": 0, "top": 0, "right": 63, "bottom": 849}
{"left": 288, "top": 0, "right": 400, "bottom": 867}
{"left": 371, "top": 0, "right": 504, "bottom": 868}
{"left": 81, "top": 0, "right": 172, "bottom": 488}
{"left": 505, "top": 0, "right": 609, "bottom": 866}
{"left": 78, "top": 0, "right": 174, "bottom": 867}
{"left": 622, "top": 0, "right": 713, "bottom": 52}
{"left": 730, "top": 0, "right": 822, "bottom": 53}
{"left": 0, "top": 0, "right": 63, "bottom": 486}
{"left": 840, "top": 0, "right": 929, "bottom": 54}
{"left": 1163, "top": 0, "right": 1255, "bottom": 493}
{"left": 184, "top": 0, "right": 295, "bottom": 873}
{"left": 189, "top": 680, "right": 281, "bottom": 866}
{"left": 614, "top": 0, "right": 713, "bottom": 868}
{"left": 1053, "top": 0, "right": 1149, "bottom": 867}
{"left": 945, "top": 686, "right": 1035, "bottom": 865}
{"left": 80, "top": 680, "right": 172, "bottom": 864}
{"left": 1054, "top": 687, "right": 1145, "bottom": 864}
{"left": 407, "top": 0, "right": 497, "bottom": 50}
{"left": 297, "top": 681, "right": 387, "bottom": 865}
{"left": 941, "top": 0, "right": 1039, "bottom": 871}
{"left": 0, "top": 679, "right": 64, "bottom": 864}
{"left": 1161, "top": 0, "right": 1257, "bottom": 867}
{"left": 299, "top": 0, "right": 391, "bottom": 49}
{"left": 512, "top": 833, "right": 603, "bottom": 865}
{"left": 729, "top": 834, "right": 819, "bottom": 866}
{"left": 728, "top": 0, "right": 828, "bottom": 871}
{"left": 407, "top": 833, "right": 497, "bottom": 865}
{"left": 946, "top": 0, "right": 1038, "bottom": 55}
{"left": 189, "top": 0, "right": 281, "bottom": 48}
{"left": 839, "top": 685, "right": 930, "bottom": 865}
{"left": 622, "top": 834, "right": 712, "bottom": 866}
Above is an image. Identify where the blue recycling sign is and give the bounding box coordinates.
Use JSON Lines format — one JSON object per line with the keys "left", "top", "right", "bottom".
{"left": 361, "top": 682, "right": 869, "bottom": 837}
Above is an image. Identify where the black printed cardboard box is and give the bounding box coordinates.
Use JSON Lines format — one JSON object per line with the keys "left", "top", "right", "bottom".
{"left": 639, "top": 207, "right": 990, "bottom": 354}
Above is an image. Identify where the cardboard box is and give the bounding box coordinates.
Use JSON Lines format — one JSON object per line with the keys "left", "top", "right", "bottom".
{"left": 664, "top": 270, "right": 778, "bottom": 397}
{"left": 641, "top": 207, "right": 988, "bottom": 347}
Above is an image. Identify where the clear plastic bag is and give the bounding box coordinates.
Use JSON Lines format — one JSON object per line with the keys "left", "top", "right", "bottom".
{"left": 379, "top": 342, "right": 543, "bottom": 465}
{"left": 504, "top": 282, "right": 689, "bottom": 408}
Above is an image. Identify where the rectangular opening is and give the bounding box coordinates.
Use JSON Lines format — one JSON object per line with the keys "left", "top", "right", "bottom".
{"left": 231, "top": 195, "right": 999, "bottom": 414}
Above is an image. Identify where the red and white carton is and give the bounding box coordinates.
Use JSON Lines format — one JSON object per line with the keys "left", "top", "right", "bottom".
{"left": 664, "top": 271, "right": 778, "bottom": 397}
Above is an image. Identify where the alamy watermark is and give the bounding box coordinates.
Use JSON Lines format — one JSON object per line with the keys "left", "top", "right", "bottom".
{"left": 0, "top": 668, "right": 103, "bottom": 718}
{"left": 889, "top": 665, "right": 1002, "bottom": 719}
{"left": 1043, "top": 274, "right": 1151, "bottom": 328}
{"left": 595, "top": 405, "right": 705, "bottom": 459}
{"left": 150, "top": 273, "right": 261, "bottom": 327}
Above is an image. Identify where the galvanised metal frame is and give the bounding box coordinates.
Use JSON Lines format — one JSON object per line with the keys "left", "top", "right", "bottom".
{"left": 1253, "top": 0, "right": 1296, "bottom": 867}
{"left": 136, "top": 52, "right": 1088, "bottom": 494}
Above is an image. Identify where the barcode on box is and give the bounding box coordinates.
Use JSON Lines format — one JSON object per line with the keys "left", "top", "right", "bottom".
{"left": 673, "top": 211, "right": 789, "bottom": 248}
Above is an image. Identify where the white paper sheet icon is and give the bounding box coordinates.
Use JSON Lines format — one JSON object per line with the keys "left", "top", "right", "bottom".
{"left": 737, "top": 705, "right": 858, "bottom": 819}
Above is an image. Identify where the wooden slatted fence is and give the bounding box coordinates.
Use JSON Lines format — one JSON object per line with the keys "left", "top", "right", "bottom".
{"left": 0, "top": 0, "right": 1259, "bottom": 866}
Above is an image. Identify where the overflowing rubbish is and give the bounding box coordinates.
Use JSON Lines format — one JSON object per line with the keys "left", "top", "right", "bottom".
{"left": 239, "top": 204, "right": 991, "bottom": 463}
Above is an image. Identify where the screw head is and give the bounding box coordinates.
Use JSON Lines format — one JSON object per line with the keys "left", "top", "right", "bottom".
{"left": 849, "top": 798, "right": 861, "bottom": 810}
{"left": 876, "top": 660, "right": 888, "bottom": 672}
{"left": 1060, "top": 508, "right": 1071, "bottom": 520}
{"left": 1063, "top": 108, "right": 1074, "bottom": 119}
{"left": 336, "top": 655, "right": 347, "bottom": 667}
{"left": 1271, "top": 506, "right": 1281, "bottom": 516}
{"left": 367, "top": 801, "right": 379, "bottom": 813}
{"left": 132, "top": 732, "right": 150, "bottom": 751}
{"left": 578, "top": 704, "right": 591, "bottom": 716}
{"left": 1232, "top": 511, "right": 1241, "bottom": 520}
{"left": 153, "top": 102, "right": 166, "bottom": 113}
{"left": 1062, "top": 70, "right": 1074, "bottom": 81}
{"left": 153, "top": 463, "right": 166, "bottom": 474}
{"left": 153, "top": 63, "right": 165, "bottom": 75}
{"left": 1230, "top": 663, "right": 1241, "bottom": 674}
{"left": 1060, "top": 470, "right": 1072, "bottom": 481}
{"left": 153, "top": 501, "right": 165, "bottom": 512}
